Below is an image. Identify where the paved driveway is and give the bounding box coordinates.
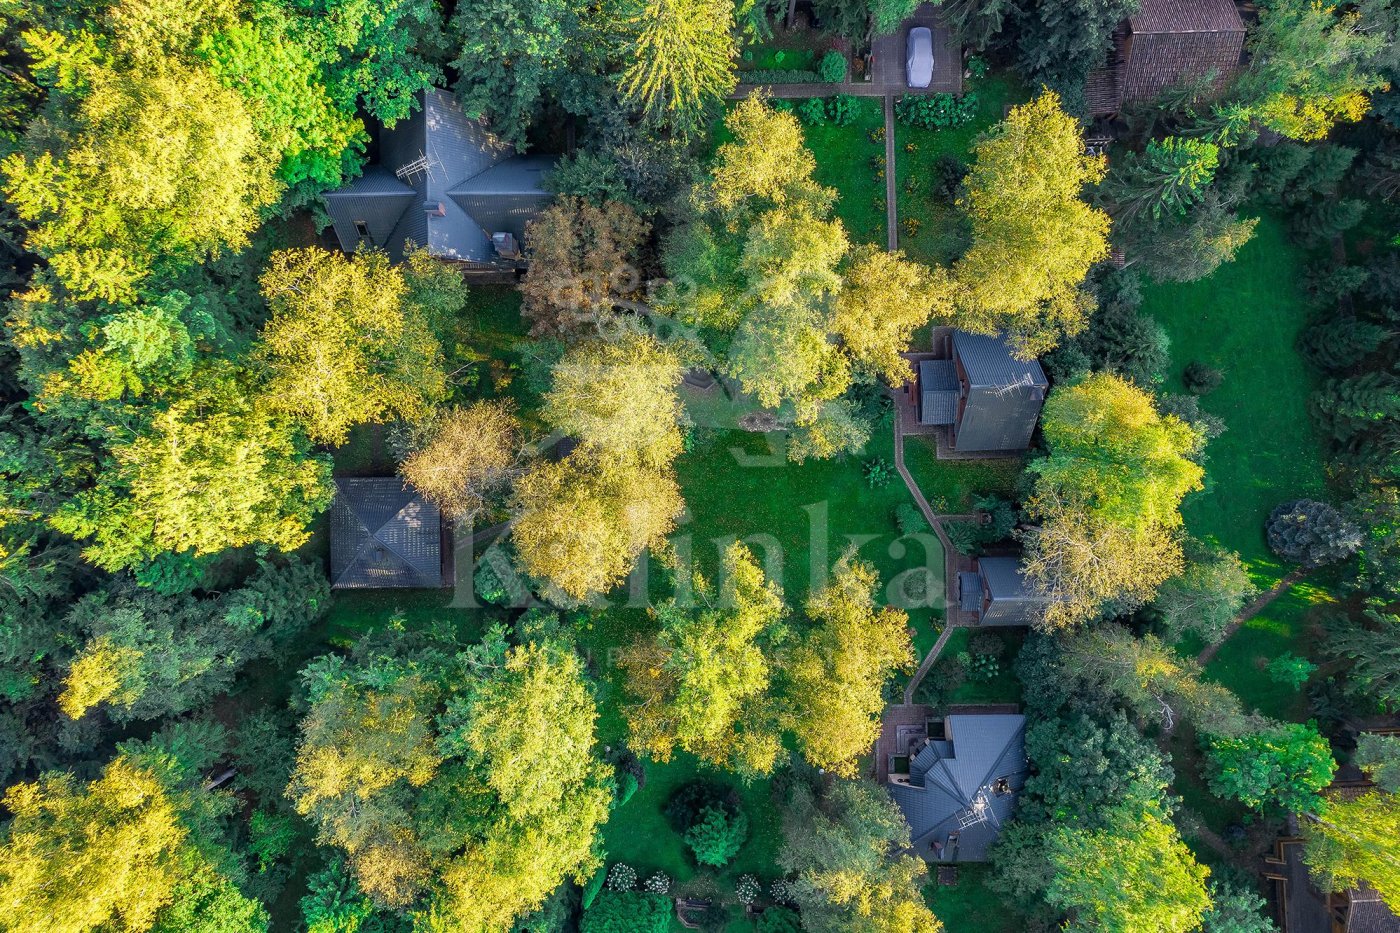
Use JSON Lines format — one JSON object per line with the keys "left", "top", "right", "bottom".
{"left": 869, "top": 4, "right": 963, "bottom": 95}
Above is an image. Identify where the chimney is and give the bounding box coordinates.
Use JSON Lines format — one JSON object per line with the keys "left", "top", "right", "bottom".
{"left": 424, "top": 201, "right": 445, "bottom": 217}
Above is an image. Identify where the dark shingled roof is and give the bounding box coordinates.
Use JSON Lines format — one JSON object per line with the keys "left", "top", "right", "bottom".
{"left": 330, "top": 478, "right": 444, "bottom": 589}
{"left": 888, "top": 714, "right": 1027, "bottom": 863}
{"left": 324, "top": 89, "right": 555, "bottom": 263}
{"left": 950, "top": 332, "right": 1047, "bottom": 453}
{"left": 919, "top": 359, "right": 959, "bottom": 426}
{"left": 1086, "top": 0, "right": 1244, "bottom": 114}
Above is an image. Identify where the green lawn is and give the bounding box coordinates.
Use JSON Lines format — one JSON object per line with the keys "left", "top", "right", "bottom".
{"left": 1139, "top": 215, "right": 1328, "bottom": 590}
{"left": 923, "top": 864, "right": 1029, "bottom": 932}
{"left": 894, "top": 75, "right": 1029, "bottom": 265}
{"left": 901, "top": 436, "right": 1022, "bottom": 511}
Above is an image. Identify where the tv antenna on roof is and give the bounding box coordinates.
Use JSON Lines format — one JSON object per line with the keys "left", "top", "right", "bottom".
{"left": 396, "top": 151, "right": 439, "bottom": 183}
{"left": 991, "top": 373, "right": 1035, "bottom": 399}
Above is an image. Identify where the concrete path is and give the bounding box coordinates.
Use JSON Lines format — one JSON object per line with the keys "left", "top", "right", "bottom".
{"left": 885, "top": 95, "right": 899, "bottom": 251}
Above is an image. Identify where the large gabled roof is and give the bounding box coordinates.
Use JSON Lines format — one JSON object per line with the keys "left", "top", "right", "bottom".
{"left": 329, "top": 477, "right": 444, "bottom": 589}
{"left": 952, "top": 331, "right": 1048, "bottom": 392}
{"left": 888, "top": 713, "right": 1028, "bottom": 862}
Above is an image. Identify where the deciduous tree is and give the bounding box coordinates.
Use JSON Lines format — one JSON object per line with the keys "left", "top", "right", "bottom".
{"left": 831, "top": 247, "right": 956, "bottom": 385}
{"left": 785, "top": 560, "right": 912, "bottom": 776}
{"left": 619, "top": 0, "right": 737, "bottom": 136}
{"left": 954, "top": 92, "right": 1109, "bottom": 358}
{"left": 399, "top": 401, "right": 522, "bottom": 521}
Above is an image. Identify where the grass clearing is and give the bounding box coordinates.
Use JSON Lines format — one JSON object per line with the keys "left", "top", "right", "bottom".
{"left": 894, "top": 75, "right": 1029, "bottom": 265}
{"left": 1139, "top": 214, "right": 1328, "bottom": 590}
{"left": 923, "top": 864, "right": 1029, "bottom": 932}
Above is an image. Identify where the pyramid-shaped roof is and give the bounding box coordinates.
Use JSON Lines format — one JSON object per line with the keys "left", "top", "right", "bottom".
{"left": 329, "top": 478, "right": 444, "bottom": 588}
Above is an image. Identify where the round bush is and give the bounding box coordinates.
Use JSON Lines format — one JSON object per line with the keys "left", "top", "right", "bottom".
{"left": 1183, "top": 361, "right": 1224, "bottom": 394}
{"left": 818, "top": 50, "right": 848, "bottom": 82}
{"left": 1266, "top": 499, "right": 1362, "bottom": 568}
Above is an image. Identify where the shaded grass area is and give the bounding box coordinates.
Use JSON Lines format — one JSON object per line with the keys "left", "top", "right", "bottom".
{"left": 901, "top": 436, "right": 1022, "bottom": 510}
{"left": 935, "top": 627, "right": 1026, "bottom": 706}
{"left": 1139, "top": 215, "right": 1328, "bottom": 591}
{"left": 894, "top": 75, "right": 1029, "bottom": 265}
{"left": 923, "top": 864, "right": 1029, "bottom": 932}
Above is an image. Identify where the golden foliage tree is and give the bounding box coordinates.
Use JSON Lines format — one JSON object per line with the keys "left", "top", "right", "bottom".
{"left": 785, "top": 561, "right": 913, "bottom": 776}
{"left": 1303, "top": 790, "right": 1400, "bottom": 911}
{"left": 256, "top": 247, "right": 450, "bottom": 445}
{"left": 622, "top": 543, "right": 788, "bottom": 778}
{"left": 832, "top": 246, "right": 957, "bottom": 385}
{"left": 954, "top": 91, "right": 1109, "bottom": 358}
{"left": 0, "top": 759, "right": 195, "bottom": 933}
{"left": 511, "top": 455, "right": 684, "bottom": 601}
{"left": 542, "top": 332, "right": 686, "bottom": 468}
{"left": 399, "top": 401, "right": 522, "bottom": 520}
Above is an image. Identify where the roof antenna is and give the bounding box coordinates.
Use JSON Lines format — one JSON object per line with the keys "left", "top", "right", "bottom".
{"left": 396, "top": 150, "right": 439, "bottom": 183}
{"left": 991, "top": 373, "right": 1035, "bottom": 399}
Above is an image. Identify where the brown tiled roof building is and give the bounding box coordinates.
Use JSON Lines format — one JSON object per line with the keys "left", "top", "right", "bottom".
{"left": 1087, "top": 0, "right": 1247, "bottom": 115}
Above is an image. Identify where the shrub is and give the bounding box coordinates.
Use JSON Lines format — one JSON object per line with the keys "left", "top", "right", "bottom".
{"left": 967, "top": 55, "right": 989, "bottom": 78}
{"left": 615, "top": 770, "right": 639, "bottom": 806}
{"left": 894, "top": 502, "right": 930, "bottom": 535}
{"left": 797, "top": 97, "right": 828, "bottom": 126}
{"left": 895, "top": 92, "right": 978, "bottom": 129}
{"left": 684, "top": 804, "right": 749, "bottom": 867}
{"left": 1267, "top": 653, "right": 1317, "bottom": 688}
{"left": 740, "top": 68, "right": 822, "bottom": 84}
{"left": 901, "top": 217, "right": 922, "bottom": 237}
{"left": 581, "top": 866, "right": 607, "bottom": 910}
{"left": 969, "top": 631, "right": 1007, "bottom": 660}
{"left": 863, "top": 457, "right": 895, "bottom": 487}
{"left": 757, "top": 907, "right": 804, "bottom": 933}
{"left": 967, "top": 652, "right": 999, "bottom": 682}
{"left": 769, "top": 879, "right": 796, "bottom": 905}
{"left": 1183, "top": 361, "right": 1224, "bottom": 394}
{"left": 473, "top": 551, "right": 513, "bottom": 605}
{"left": 736, "top": 874, "right": 762, "bottom": 904}
{"left": 893, "top": 567, "right": 933, "bottom": 606}
{"left": 664, "top": 781, "right": 733, "bottom": 833}
{"left": 827, "top": 94, "right": 857, "bottom": 126}
{"left": 605, "top": 863, "right": 637, "bottom": 892}
{"left": 818, "top": 50, "right": 848, "bottom": 82}
{"left": 932, "top": 153, "right": 968, "bottom": 201}
{"left": 581, "top": 891, "right": 671, "bottom": 933}
{"left": 643, "top": 872, "right": 672, "bottom": 895}
{"left": 1267, "top": 499, "right": 1362, "bottom": 568}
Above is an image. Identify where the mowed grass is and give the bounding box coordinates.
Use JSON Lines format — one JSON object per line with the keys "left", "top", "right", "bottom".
{"left": 894, "top": 74, "right": 1029, "bottom": 265}
{"left": 1139, "top": 215, "right": 1328, "bottom": 589}
{"left": 923, "top": 864, "right": 1029, "bottom": 932}
{"left": 711, "top": 96, "right": 887, "bottom": 247}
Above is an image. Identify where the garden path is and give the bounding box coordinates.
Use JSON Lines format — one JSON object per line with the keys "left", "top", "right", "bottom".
{"left": 885, "top": 95, "right": 899, "bottom": 251}
{"left": 1195, "top": 567, "right": 1313, "bottom": 666}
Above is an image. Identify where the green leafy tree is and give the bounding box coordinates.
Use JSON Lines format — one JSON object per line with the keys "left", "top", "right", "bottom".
{"left": 1203, "top": 722, "right": 1335, "bottom": 814}
{"left": 619, "top": 0, "right": 737, "bottom": 136}
{"left": 1326, "top": 608, "right": 1400, "bottom": 710}
{"left": 543, "top": 332, "right": 687, "bottom": 468}
{"left": 49, "top": 363, "right": 333, "bottom": 572}
{"left": 581, "top": 890, "right": 671, "bottom": 933}
{"left": 785, "top": 560, "right": 913, "bottom": 777}
{"left": 1043, "top": 802, "right": 1210, "bottom": 933}
{"left": 1357, "top": 733, "right": 1400, "bottom": 792}
{"left": 1014, "top": 0, "right": 1139, "bottom": 90}
{"left": 256, "top": 247, "right": 452, "bottom": 445}
{"left": 831, "top": 247, "right": 955, "bottom": 385}
{"left": 288, "top": 628, "right": 612, "bottom": 927}
{"left": 621, "top": 543, "right": 788, "bottom": 778}
{"left": 954, "top": 92, "right": 1109, "bottom": 358}
{"left": 1303, "top": 790, "right": 1400, "bottom": 912}
{"left": 1033, "top": 372, "right": 1204, "bottom": 533}
{"left": 1238, "top": 0, "right": 1387, "bottom": 141}
{"left": 1126, "top": 194, "right": 1259, "bottom": 285}
{"left": 1199, "top": 879, "right": 1279, "bottom": 933}
{"left": 684, "top": 804, "right": 749, "bottom": 867}
{"left": 1152, "top": 546, "right": 1257, "bottom": 644}
{"left": 779, "top": 779, "right": 942, "bottom": 933}
{"left": 1103, "top": 137, "right": 1221, "bottom": 223}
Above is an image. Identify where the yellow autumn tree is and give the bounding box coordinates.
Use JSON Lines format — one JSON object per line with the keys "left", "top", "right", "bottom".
{"left": 511, "top": 455, "right": 684, "bottom": 601}
{"left": 622, "top": 543, "right": 788, "bottom": 778}
{"left": 832, "top": 247, "right": 958, "bottom": 385}
{"left": 785, "top": 560, "right": 913, "bottom": 776}
{"left": 954, "top": 91, "right": 1109, "bottom": 358}
{"left": 399, "top": 401, "right": 522, "bottom": 520}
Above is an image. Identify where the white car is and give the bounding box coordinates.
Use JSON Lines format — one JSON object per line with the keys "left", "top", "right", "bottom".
{"left": 907, "top": 26, "right": 933, "bottom": 89}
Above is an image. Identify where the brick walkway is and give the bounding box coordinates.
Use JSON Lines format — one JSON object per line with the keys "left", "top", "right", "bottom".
{"left": 884, "top": 96, "right": 898, "bottom": 251}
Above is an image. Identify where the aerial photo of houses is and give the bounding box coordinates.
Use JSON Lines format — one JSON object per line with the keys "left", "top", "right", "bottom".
{"left": 0, "top": 0, "right": 1397, "bottom": 929}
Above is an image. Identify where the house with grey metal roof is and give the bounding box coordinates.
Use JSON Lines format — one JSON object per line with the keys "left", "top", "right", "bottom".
{"left": 915, "top": 331, "right": 1048, "bottom": 454}
{"left": 329, "top": 478, "right": 447, "bottom": 589}
{"left": 958, "top": 555, "right": 1051, "bottom": 625}
{"left": 887, "top": 713, "right": 1028, "bottom": 862}
{"left": 323, "top": 88, "right": 555, "bottom": 267}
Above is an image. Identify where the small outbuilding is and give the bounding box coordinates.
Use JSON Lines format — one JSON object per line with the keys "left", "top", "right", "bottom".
{"left": 887, "top": 713, "right": 1028, "bottom": 862}
{"left": 329, "top": 477, "right": 447, "bottom": 589}
{"left": 323, "top": 88, "right": 555, "bottom": 267}
{"left": 1086, "top": 0, "right": 1247, "bottom": 116}
{"left": 915, "top": 331, "right": 1048, "bottom": 454}
{"left": 958, "top": 555, "right": 1050, "bottom": 625}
